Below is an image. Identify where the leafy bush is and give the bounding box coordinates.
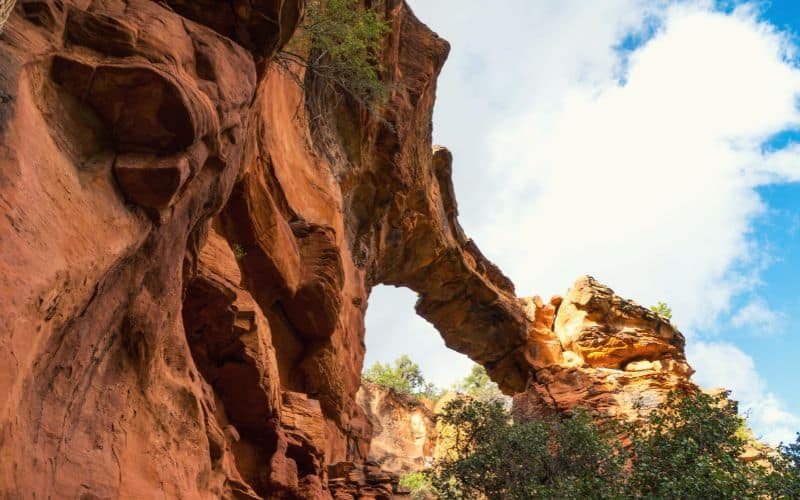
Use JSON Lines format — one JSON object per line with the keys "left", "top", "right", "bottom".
{"left": 362, "top": 355, "right": 439, "bottom": 399}
{"left": 430, "top": 398, "right": 624, "bottom": 499}
{"left": 781, "top": 433, "right": 800, "bottom": 472}
{"left": 453, "top": 364, "right": 505, "bottom": 403}
{"left": 399, "top": 471, "right": 433, "bottom": 499}
{"left": 429, "top": 390, "right": 800, "bottom": 499}
{"left": 231, "top": 243, "right": 247, "bottom": 260}
{"left": 276, "top": 0, "right": 390, "bottom": 105}
{"left": 650, "top": 301, "right": 673, "bottom": 320}
{"left": 628, "top": 390, "right": 761, "bottom": 497}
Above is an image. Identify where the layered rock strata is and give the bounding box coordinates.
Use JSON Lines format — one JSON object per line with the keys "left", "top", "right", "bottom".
{"left": 513, "top": 276, "right": 696, "bottom": 422}
{"left": 0, "top": 0, "right": 699, "bottom": 498}
{"left": 0, "top": 0, "right": 532, "bottom": 497}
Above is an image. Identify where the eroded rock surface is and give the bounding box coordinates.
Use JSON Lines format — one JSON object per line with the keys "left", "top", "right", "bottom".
{"left": 0, "top": 0, "right": 533, "bottom": 496}
{"left": 357, "top": 382, "right": 437, "bottom": 475}
{"left": 0, "top": 0, "right": 701, "bottom": 497}
{"left": 514, "top": 276, "right": 696, "bottom": 422}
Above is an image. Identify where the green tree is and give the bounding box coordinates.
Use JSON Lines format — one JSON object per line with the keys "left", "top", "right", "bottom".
{"left": 276, "top": 0, "right": 390, "bottom": 105}
{"left": 429, "top": 390, "right": 800, "bottom": 499}
{"left": 766, "top": 433, "right": 800, "bottom": 497}
{"left": 628, "top": 390, "right": 761, "bottom": 497}
{"left": 650, "top": 301, "right": 673, "bottom": 320}
{"left": 398, "top": 471, "right": 433, "bottom": 500}
{"left": 454, "top": 364, "right": 504, "bottom": 403}
{"left": 429, "top": 398, "right": 625, "bottom": 499}
{"left": 362, "top": 355, "right": 438, "bottom": 399}
{"left": 781, "top": 433, "right": 800, "bottom": 472}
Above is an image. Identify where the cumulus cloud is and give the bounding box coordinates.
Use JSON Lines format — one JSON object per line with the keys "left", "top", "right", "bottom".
{"left": 364, "top": 1, "right": 800, "bottom": 440}
{"left": 481, "top": 3, "right": 800, "bottom": 331}
{"left": 731, "top": 297, "right": 786, "bottom": 334}
{"left": 689, "top": 341, "right": 800, "bottom": 444}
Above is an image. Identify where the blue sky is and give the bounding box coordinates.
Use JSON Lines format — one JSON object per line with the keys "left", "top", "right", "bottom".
{"left": 722, "top": 180, "right": 800, "bottom": 415}
{"left": 366, "top": 0, "right": 800, "bottom": 444}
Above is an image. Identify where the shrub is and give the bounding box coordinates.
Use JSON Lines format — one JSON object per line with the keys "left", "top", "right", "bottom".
{"left": 767, "top": 434, "right": 800, "bottom": 497}
{"left": 276, "top": 0, "right": 390, "bottom": 106}
{"left": 453, "top": 364, "right": 505, "bottom": 403}
{"left": 781, "top": 433, "right": 800, "bottom": 472}
{"left": 362, "top": 355, "right": 439, "bottom": 399}
{"left": 231, "top": 243, "right": 247, "bottom": 260}
{"left": 429, "top": 398, "right": 625, "bottom": 499}
{"left": 650, "top": 301, "right": 673, "bottom": 320}
{"left": 399, "top": 471, "right": 433, "bottom": 499}
{"left": 429, "top": 390, "right": 800, "bottom": 499}
{"left": 628, "top": 390, "right": 761, "bottom": 497}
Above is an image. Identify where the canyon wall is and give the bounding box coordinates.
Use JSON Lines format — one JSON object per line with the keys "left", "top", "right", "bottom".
{"left": 357, "top": 383, "right": 437, "bottom": 475}
{"left": 0, "top": 1, "right": 698, "bottom": 498}
{"left": 0, "top": 0, "right": 531, "bottom": 497}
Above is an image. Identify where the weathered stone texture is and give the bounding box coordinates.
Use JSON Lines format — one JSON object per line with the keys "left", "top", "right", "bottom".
{"left": 357, "top": 382, "right": 437, "bottom": 475}
{"left": 0, "top": 1, "right": 700, "bottom": 497}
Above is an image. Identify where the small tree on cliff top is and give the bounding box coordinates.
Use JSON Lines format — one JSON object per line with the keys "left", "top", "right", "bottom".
{"left": 454, "top": 364, "right": 505, "bottom": 403}
{"left": 650, "top": 301, "right": 673, "bottom": 320}
{"left": 276, "top": 0, "right": 390, "bottom": 106}
{"left": 362, "top": 355, "right": 438, "bottom": 399}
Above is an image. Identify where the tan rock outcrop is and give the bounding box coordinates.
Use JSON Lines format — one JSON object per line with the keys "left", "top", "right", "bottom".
{"left": 514, "top": 276, "right": 696, "bottom": 422}
{"left": 554, "top": 276, "right": 689, "bottom": 371}
{"left": 357, "top": 383, "right": 437, "bottom": 475}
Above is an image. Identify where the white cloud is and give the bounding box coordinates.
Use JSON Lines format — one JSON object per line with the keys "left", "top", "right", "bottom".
{"left": 362, "top": 1, "right": 800, "bottom": 441}
{"left": 689, "top": 341, "right": 800, "bottom": 445}
{"left": 731, "top": 297, "right": 786, "bottom": 334}
{"left": 480, "top": 3, "right": 800, "bottom": 332}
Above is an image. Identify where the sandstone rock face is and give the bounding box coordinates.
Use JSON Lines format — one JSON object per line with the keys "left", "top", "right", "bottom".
{"left": 327, "top": 461, "right": 400, "bottom": 500}
{"left": 357, "top": 383, "right": 437, "bottom": 475}
{"left": 0, "top": 0, "right": 701, "bottom": 497}
{"left": 0, "top": 0, "right": 535, "bottom": 497}
{"left": 514, "top": 276, "right": 696, "bottom": 422}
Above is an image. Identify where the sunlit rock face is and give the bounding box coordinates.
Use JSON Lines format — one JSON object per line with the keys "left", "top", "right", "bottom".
{"left": 357, "top": 382, "right": 437, "bottom": 475}
{"left": 0, "top": 0, "right": 533, "bottom": 496}
{"left": 554, "top": 276, "right": 689, "bottom": 371}
{"left": 514, "top": 276, "right": 696, "bottom": 422}
{"left": 0, "top": 0, "right": 704, "bottom": 497}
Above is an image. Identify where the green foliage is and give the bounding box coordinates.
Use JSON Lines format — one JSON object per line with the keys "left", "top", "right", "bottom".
{"left": 781, "top": 433, "right": 800, "bottom": 472}
{"left": 628, "top": 390, "right": 760, "bottom": 497}
{"left": 429, "top": 398, "right": 625, "bottom": 499}
{"left": 453, "top": 364, "right": 505, "bottom": 403}
{"left": 650, "top": 301, "right": 673, "bottom": 320}
{"left": 231, "top": 243, "right": 247, "bottom": 260}
{"left": 362, "top": 355, "right": 438, "bottom": 399}
{"left": 399, "top": 471, "right": 433, "bottom": 499}
{"left": 768, "top": 434, "right": 800, "bottom": 497}
{"left": 429, "top": 390, "right": 800, "bottom": 499}
{"left": 277, "top": 0, "right": 391, "bottom": 105}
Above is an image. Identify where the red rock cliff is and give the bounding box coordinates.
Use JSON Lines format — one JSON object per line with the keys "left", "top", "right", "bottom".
{"left": 0, "top": 0, "right": 529, "bottom": 497}
{"left": 0, "top": 1, "right": 698, "bottom": 498}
